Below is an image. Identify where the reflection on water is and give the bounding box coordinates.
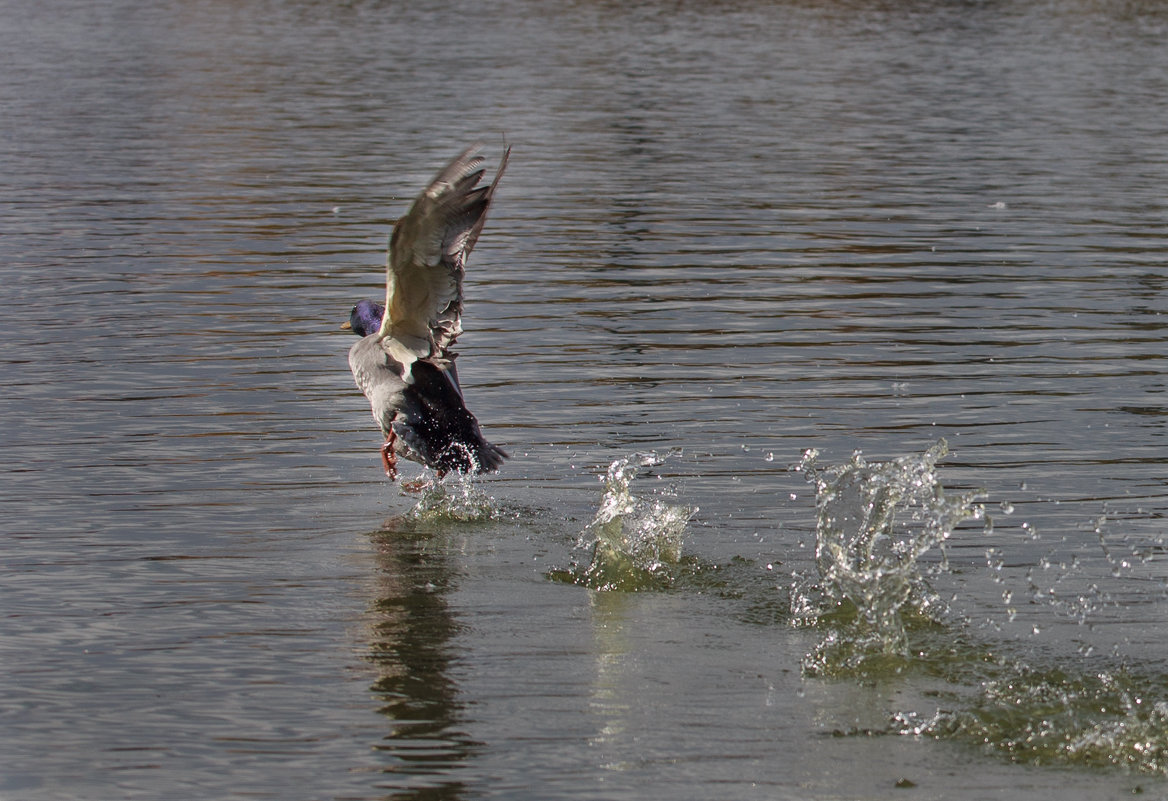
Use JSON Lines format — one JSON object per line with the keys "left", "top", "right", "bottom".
{"left": 585, "top": 591, "right": 637, "bottom": 772}
{"left": 366, "top": 520, "right": 478, "bottom": 800}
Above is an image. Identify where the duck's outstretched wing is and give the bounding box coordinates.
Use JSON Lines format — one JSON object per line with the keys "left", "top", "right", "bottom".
{"left": 377, "top": 143, "right": 510, "bottom": 363}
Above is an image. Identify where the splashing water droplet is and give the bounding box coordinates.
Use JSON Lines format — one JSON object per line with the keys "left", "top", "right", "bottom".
{"left": 793, "top": 440, "right": 985, "bottom": 675}
{"left": 405, "top": 472, "right": 503, "bottom": 522}
{"left": 554, "top": 451, "right": 696, "bottom": 591}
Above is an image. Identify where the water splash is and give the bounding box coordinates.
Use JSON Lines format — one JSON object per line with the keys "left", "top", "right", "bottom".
{"left": 552, "top": 452, "right": 696, "bottom": 591}
{"left": 791, "top": 444, "right": 1168, "bottom": 776}
{"left": 794, "top": 439, "right": 985, "bottom": 676}
{"left": 404, "top": 472, "right": 503, "bottom": 523}
{"left": 1008, "top": 512, "right": 1168, "bottom": 632}
{"left": 894, "top": 660, "right": 1168, "bottom": 776}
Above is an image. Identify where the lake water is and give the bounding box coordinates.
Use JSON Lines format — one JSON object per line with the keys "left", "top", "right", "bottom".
{"left": 4, "top": 0, "right": 1168, "bottom": 798}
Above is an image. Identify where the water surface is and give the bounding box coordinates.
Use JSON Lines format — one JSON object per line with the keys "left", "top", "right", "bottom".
{"left": 4, "top": 0, "right": 1168, "bottom": 798}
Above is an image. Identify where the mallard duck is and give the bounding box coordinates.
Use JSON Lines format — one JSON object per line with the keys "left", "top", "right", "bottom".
{"left": 343, "top": 144, "right": 509, "bottom": 480}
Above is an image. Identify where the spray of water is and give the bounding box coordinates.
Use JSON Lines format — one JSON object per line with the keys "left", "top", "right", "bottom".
{"left": 553, "top": 451, "right": 696, "bottom": 591}
{"left": 794, "top": 439, "right": 986, "bottom": 675}
{"left": 895, "top": 662, "right": 1168, "bottom": 775}
{"left": 405, "top": 472, "right": 503, "bottom": 523}
{"left": 793, "top": 443, "right": 1168, "bottom": 775}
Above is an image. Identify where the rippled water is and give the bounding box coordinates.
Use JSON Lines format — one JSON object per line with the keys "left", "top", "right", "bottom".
{"left": 4, "top": 0, "right": 1168, "bottom": 798}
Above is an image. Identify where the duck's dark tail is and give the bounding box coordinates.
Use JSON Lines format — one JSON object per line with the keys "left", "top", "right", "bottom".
{"left": 395, "top": 360, "right": 508, "bottom": 474}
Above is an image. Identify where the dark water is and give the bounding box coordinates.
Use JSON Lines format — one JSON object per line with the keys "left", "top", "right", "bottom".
{"left": 4, "top": 0, "right": 1168, "bottom": 798}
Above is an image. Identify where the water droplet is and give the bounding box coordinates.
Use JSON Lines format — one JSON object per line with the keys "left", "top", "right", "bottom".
{"left": 797, "top": 439, "right": 982, "bottom": 671}
{"left": 561, "top": 451, "right": 695, "bottom": 591}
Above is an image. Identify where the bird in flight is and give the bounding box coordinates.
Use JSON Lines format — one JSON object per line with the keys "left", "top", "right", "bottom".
{"left": 343, "top": 144, "right": 509, "bottom": 482}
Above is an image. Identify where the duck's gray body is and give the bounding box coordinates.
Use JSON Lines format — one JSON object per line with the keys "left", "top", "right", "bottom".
{"left": 347, "top": 334, "right": 505, "bottom": 473}
{"left": 345, "top": 144, "right": 509, "bottom": 477}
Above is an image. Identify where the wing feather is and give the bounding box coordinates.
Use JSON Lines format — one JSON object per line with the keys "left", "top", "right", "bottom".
{"left": 377, "top": 144, "right": 510, "bottom": 362}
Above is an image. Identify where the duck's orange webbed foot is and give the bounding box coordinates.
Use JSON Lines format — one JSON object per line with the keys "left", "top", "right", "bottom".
{"left": 379, "top": 430, "right": 398, "bottom": 481}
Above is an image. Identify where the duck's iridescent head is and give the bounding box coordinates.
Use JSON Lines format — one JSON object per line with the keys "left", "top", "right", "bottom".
{"left": 345, "top": 300, "right": 385, "bottom": 337}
